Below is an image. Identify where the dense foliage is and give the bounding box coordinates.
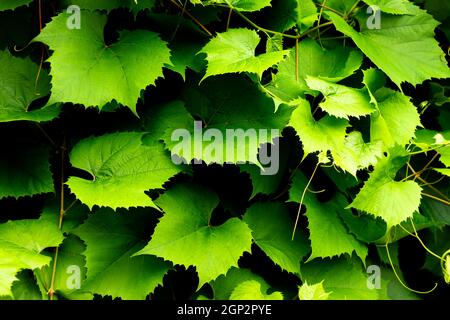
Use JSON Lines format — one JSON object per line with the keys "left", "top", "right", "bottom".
{"left": 0, "top": 0, "right": 450, "bottom": 300}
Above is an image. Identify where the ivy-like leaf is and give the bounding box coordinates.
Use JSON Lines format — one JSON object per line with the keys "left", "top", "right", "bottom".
{"left": 72, "top": 209, "right": 171, "bottom": 300}
{"left": 348, "top": 147, "right": 422, "bottom": 227}
{"left": 327, "top": 11, "right": 450, "bottom": 87}
{"left": 66, "top": 132, "right": 181, "bottom": 210}
{"left": 0, "top": 143, "right": 53, "bottom": 199}
{"left": 135, "top": 183, "right": 253, "bottom": 287}
{"left": 243, "top": 202, "right": 310, "bottom": 275}
{"left": 0, "top": 219, "right": 63, "bottom": 296}
{"left": 200, "top": 28, "right": 289, "bottom": 80}
{"left": 229, "top": 280, "right": 283, "bottom": 300}
{"left": 306, "top": 76, "right": 376, "bottom": 119}
{"left": 0, "top": 0, "right": 32, "bottom": 11}
{"left": 266, "top": 39, "right": 362, "bottom": 103}
{"left": 34, "top": 11, "right": 170, "bottom": 114}
{"left": 289, "top": 172, "right": 368, "bottom": 263}
{"left": 0, "top": 51, "right": 59, "bottom": 123}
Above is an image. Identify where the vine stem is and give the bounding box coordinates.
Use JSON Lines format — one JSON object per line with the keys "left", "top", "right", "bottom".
{"left": 226, "top": 7, "right": 232, "bottom": 31}
{"left": 407, "top": 163, "right": 450, "bottom": 203}
{"left": 168, "top": 0, "right": 213, "bottom": 36}
{"left": 48, "top": 138, "right": 66, "bottom": 300}
{"left": 292, "top": 163, "right": 319, "bottom": 241}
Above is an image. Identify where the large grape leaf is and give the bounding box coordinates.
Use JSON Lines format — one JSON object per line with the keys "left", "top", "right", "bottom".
{"left": 66, "top": 132, "right": 181, "bottom": 210}
{"left": 165, "top": 75, "right": 292, "bottom": 167}
{"left": 34, "top": 11, "right": 170, "bottom": 114}
{"left": 289, "top": 172, "right": 368, "bottom": 263}
{"left": 364, "top": 69, "right": 422, "bottom": 149}
{"left": 0, "top": 0, "right": 32, "bottom": 11}
{"left": 135, "top": 183, "right": 253, "bottom": 287}
{"left": 190, "top": 0, "right": 271, "bottom": 12}
{"left": 0, "top": 142, "right": 54, "bottom": 199}
{"left": 70, "top": 209, "right": 170, "bottom": 300}
{"left": 0, "top": 50, "right": 60, "bottom": 123}
{"left": 243, "top": 202, "right": 309, "bottom": 275}
{"left": 229, "top": 280, "right": 283, "bottom": 300}
{"left": 305, "top": 76, "right": 376, "bottom": 119}
{"left": 266, "top": 39, "right": 362, "bottom": 103}
{"left": 348, "top": 147, "right": 422, "bottom": 227}
{"left": 327, "top": 11, "right": 450, "bottom": 87}
{"left": 200, "top": 28, "right": 288, "bottom": 80}
{"left": 0, "top": 219, "right": 63, "bottom": 296}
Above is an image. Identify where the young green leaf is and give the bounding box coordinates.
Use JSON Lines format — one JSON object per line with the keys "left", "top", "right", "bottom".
{"left": 135, "top": 183, "right": 253, "bottom": 287}
{"left": 34, "top": 11, "right": 170, "bottom": 114}
{"left": 229, "top": 280, "right": 283, "bottom": 300}
{"left": 67, "top": 132, "right": 181, "bottom": 210}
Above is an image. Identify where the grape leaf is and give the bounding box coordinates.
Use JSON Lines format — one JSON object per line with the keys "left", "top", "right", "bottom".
{"left": 210, "top": 267, "right": 270, "bottom": 300}
{"left": 200, "top": 28, "right": 289, "bottom": 80}
{"left": 327, "top": 11, "right": 450, "bottom": 87}
{"left": 0, "top": 0, "right": 32, "bottom": 11}
{"left": 135, "top": 183, "right": 253, "bottom": 286}
{"left": 289, "top": 172, "right": 368, "bottom": 263}
{"left": 0, "top": 142, "right": 53, "bottom": 199}
{"left": 244, "top": 202, "right": 309, "bottom": 274}
{"left": 0, "top": 50, "right": 59, "bottom": 123}
{"left": 333, "top": 131, "right": 384, "bottom": 176}
{"left": 297, "top": 0, "right": 318, "bottom": 32}
{"left": 0, "top": 219, "right": 63, "bottom": 296}
{"left": 166, "top": 75, "right": 292, "bottom": 166}
{"left": 298, "top": 281, "right": 331, "bottom": 300}
{"left": 66, "top": 132, "right": 181, "bottom": 210}
{"left": 34, "top": 11, "right": 170, "bottom": 114}
{"left": 229, "top": 280, "right": 283, "bottom": 300}
{"left": 364, "top": 69, "right": 422, "bottom": 149}
{"left": 61, "top": 0, "right": 155, "bottom": 15}
{"left": 72, "top": 209, "right": 171, "bottom": 300}
{"left": 363, "top": 0, "right": 422, "bottom": 15}
{"left": 266, "top": 39, "right": 362, "bottom": 103}
{"left": 348, "top": 147, "right": 422, "bottom": 227}
{"left": 190, "top": 0, "right": 271, "bottom": 12}
{"left": 301, "top": 256, "right": 387, "bottom": 300}
{"left": 288, "top": 99, "right": 349, "bottom": 157}
{"left": 305, "top": 76, "right": 376, "bottom": 119}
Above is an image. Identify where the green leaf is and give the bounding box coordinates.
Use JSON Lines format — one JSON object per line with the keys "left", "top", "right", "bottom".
{"left": 327, "top": 11, "right": 450, "bottom": 87}
{"left": 61, "top": 0, "right": 155, "bottom": 15}
{"left": 305, "top": 76, "right": 376, "bottom": 119}
{"left": 301, "top": 256, "right": 387, "bottom": 300}
{"left": 298, "top": 281, "right": 331, "bottom": 300}
{"left": 229, "top": 280, "right": 283, "bottom": 300}
{"left": 0, "top": 219, "right": 63, "bottom": 296}
{"left": 0, "top": 143, "right": 54, "bottom": 199}
{"left": 167, "top": 75, "right": 292, "bottom": 166}
{"left": 72, "top": 209, "right": 171, "bottom": 300}
{"left": 243, "top": 202, "right": 310, "bottom": 275}
{"left": 0, "top": 0, "right": 32, "bottom": 11}
{"left": 362, "top": 0, "right": 422, "bottom": 15}
{"left": 190, "top": 0, "right": 272, "bottom": 12}
{"left": 0, "top": 50, "right": 60, "bottom": 122}
{"left": 288, "top": 99, "right": 349, "bottom": 157}
{"left": 339, "top": 210, "right": 387, "bottom": 243}
{"left": 9, "top": 270, "right": 43, "bottom": 300}
{"left": 333, "top": 131, "right": 384, "bottom": 176}
{"left": 200, "top": 28, "right": 288, "bottom": 80}
{"left": 413, "top": 129, "right": 450, "bottom": 167}
{"left": 297, "top": 0, "right": 318, "bottom": 32}
{"left": 66, "top": 132, "right": 181, "bottom": 210}
{"left": 289, "top": 172, "right": 368, "bottom": 263}
{"left": 266, "top": 39, "right": 362, "bottom": 103}
{"left": 348, "top": 147, "right": 422, "bottom": 227}
{"left": 135, "top": 183, "right": 253, "bottom": 286}
{"left": 210, "top": 267, "right": 270, "bottom": 300}
{"left": 364, "top": 69, "right": 422, "bottom": 149}
{"left": 34, "top": 11, "right": 170, "bottom": 114}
